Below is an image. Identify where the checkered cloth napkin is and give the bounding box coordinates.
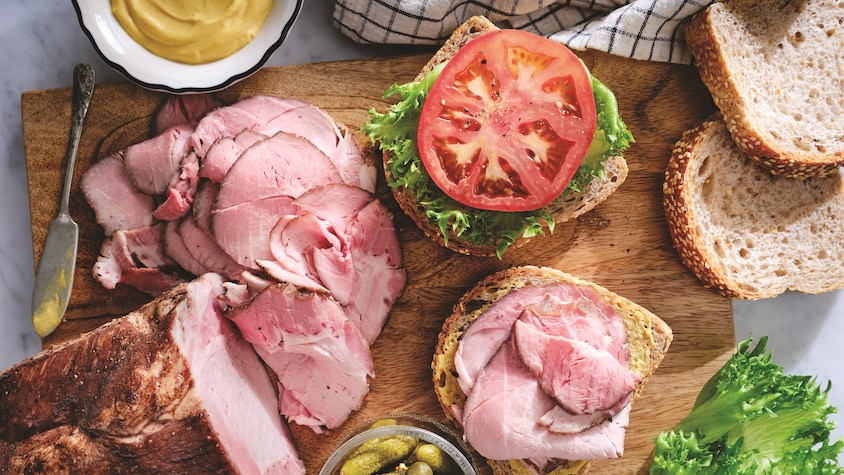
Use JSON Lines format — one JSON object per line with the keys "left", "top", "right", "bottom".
{"left": 333, "top": 0, "right": 713, "bottom": 64}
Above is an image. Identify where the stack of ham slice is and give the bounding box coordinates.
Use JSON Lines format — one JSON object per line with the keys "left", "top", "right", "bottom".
{"left": 453, "top": 282, "right": 641, "bottom": 464}
{"left": 80, "top": 95, "right": 406, "bottom": 436}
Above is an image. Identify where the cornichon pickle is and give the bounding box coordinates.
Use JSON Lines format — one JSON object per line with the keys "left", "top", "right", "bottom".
{"left": 349, "top": 434, "right": 417, "bottom": 459}
{"left": 406, "top": 461, "right": 435, "bottom": 475}
{"left": 368, "top": 418, "right": 399, "bottom": 429}
{"left": 409, "top": 444, "right": 459, "bottom": 473}
{"left": 341, "top": 436, "right": 419, "bottom": 475}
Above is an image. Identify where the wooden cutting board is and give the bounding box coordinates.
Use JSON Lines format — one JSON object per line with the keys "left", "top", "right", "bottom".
{"left": 23, "top": 52, "right": 733, "bottom": 474}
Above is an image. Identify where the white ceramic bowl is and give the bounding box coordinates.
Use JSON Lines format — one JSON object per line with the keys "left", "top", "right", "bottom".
{"left": 72, "top": 0, "right": 303, "bottom": 93}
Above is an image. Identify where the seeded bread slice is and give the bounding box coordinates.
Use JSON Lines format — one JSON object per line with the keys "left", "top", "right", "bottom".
{"left": 432, "top": 265, "right": 672, "bottom": 475}
{"left": 381, "top": 16, "right": 629, "bottom": 257}
{"left": 684, "top": 0, "right": 844, "bottom": 178}
{"left": 664, "top": 115, "right": 844, "bottom": 299}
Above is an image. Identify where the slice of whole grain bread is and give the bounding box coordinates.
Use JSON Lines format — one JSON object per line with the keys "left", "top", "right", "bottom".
{"left": 382, "top": 16, "right": 628, "bottom": 257}
{"left": 432, "top": 265, "right": 672, "bottom": 474}
{"left": 685, "top": 0, "right": 844, "bottom": 178}
{"left": 664, "top": 114, "right": 844, "bottom": 299}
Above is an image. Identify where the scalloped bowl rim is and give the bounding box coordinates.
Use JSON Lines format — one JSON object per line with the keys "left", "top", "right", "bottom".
{"left": 72, "top": 0, "right": 303, "bottom": 94}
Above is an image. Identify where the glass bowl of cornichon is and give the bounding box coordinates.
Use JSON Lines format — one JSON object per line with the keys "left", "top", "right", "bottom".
{"left": 320, "top": 414, "right": 478, "bottom": 475}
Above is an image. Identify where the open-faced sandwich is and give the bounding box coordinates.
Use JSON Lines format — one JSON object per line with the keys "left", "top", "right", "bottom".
{"left": 432, "top": 266, "right": 672, "bottom": 474}
{"left": 365, "top": 17, "right": 633, "bottom": 258}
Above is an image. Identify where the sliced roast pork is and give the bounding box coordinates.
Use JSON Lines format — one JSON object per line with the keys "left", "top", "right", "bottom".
{"left": 453, "top": 281, "right": 640, "bottom": 462}
{"left": 461, "top": 339, "right": 629, "bottom": 461}
{"left": 92, "top": 224, "right": 184, "bottom": 295}
{"left": 152, "top": 150, "right": 200, "bottom": 221}
{"left": 200, "top": 130, "right": 266, "bottom": 183}
{"left": 191, "top": 95, "right": 376, "bottom": 193}
{"left": 228, "top": 283, "right": 374, "bottom": 433}
{"left": 123, "top": 124, "right": 193, "bottom": 196}
{"left": 80, "top": 153, "right": 154, "bottom": 236}
{"left": 0, "top": 274, "right": 305, "bottom": 474}
{"left": 268, "top": 184, "right": 406, "bottom": 343}
{"left": 153, "top": 93, "right": 222, "bottom": 134}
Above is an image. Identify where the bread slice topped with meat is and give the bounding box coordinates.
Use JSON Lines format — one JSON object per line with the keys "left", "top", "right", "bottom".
{"left": 365, "top": 16, "right": 632, "bottom": 258}
{"left": 664, "top": 114, "right": 844, "bottom": 299}
{"left": 432, "top": 266, "right": 672, "bottom": 474}
{"left": 684, "top": 0, "right": 844, "bottom": 178}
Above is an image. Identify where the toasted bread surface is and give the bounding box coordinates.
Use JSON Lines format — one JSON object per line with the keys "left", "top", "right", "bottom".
{"left": 381, "top": 16, "right": 629, "bottom": 257}
{"left": 664, "top": 115, "right": 844, "bottom": 299}
{"left": 685, "top": 0, "right": 844, "bottom": 178}
{"left": 432, "top": 266, "right": 672, "bottom": 474}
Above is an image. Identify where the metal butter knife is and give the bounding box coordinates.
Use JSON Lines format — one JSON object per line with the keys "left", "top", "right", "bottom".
{"left": 31, "top": 63, "right": 95, "bottom": 338}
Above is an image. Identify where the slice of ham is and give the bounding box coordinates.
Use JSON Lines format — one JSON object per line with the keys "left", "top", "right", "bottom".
{"left": 80, "top": 153, "right": 154, "bottom": 236}
{"left": 192, "top": 179, "right": 218, "bottom": 232}
{"left": 214, "top": 131, "right": 343, "bottom": 210}
{"left": 461, "top": 338, "right": 629, "bottom": 461}
{"left": 123, "top": 124, "right": 193, "bottom": 196}
{"left": 514, "top": 318, "right": 640, "bottom": 417}
{"left": 190, "top": 95, "right": 303, "bottom": 158}
{"left": 152, "top": 151, "right": 200, "bottom": 221}
{"left": 267, "top": 184, "right": 405, "bottom": 343}
{"left": 92, "top": 224, "right": 184, "bottom": 295}
{"left": 176, "top": 216, "right": 246, "bottom": 280}
{"left": 228, "top": 284, "right": 373, "bottom": 433}
{"left": 191, "top": 95, "right": 375, "bottom": 192}
{"left": 153, "top": 93, "right": 222, "bottom": 134}
{"left": 199, "top": 130, "right": 266, "bottom": 183}
{"left": 212, "top": 195, "right": 298, "bottom": 268}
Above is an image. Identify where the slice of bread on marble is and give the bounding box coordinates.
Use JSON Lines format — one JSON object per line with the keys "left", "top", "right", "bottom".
{"left": 664, "top": 114, "right": 844, "bottom": 299}
{"left": 432, "top": 265, "right": 672, "bottom": 475}
{"left": 684, "top": 0, "right": 844, "bottom": 178}
{"left": 381, "top": 16, "right": 628, "bottom": 257}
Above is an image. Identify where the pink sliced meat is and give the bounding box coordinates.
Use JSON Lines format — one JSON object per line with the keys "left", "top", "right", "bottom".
{"left": 260, "top": 101, "right": 376, "bottom": 192}
{"left": 191, "top": 94, "right": 374, "bottom": 192}
{"left": 80, "top": 153, "right": 155, "bottom": 236}
{"left": 513, "top": 318, "right": 640, "bottom": 417}
{"left": 268, "top": 184, "right": 405, "bottom": 343}
{"left": 212, "top": 195, "right": 298, "bottom": 268}
{"left": 152, "top": 151, "right": 200, "bottom": 221}
{"left": 123, "top": 124, "right": 193, "bottom": 196}
{"left": 191, "top": 95, "right": 303, "bottom": 158}
{"left": 461, "top": 339, "right": 629, "bottom": 461}
{"left": 92, "top": 224, "right": 183, "bottom": 295}
{"left": 153, "top": 93, "right": 222, "bottom": 134}
{"left": 176, "top": 216, "right": 246, "bottom": 280}
{"left": 454, "top": 284, "right": 571, "bottom": 395}
{"left": 516, "top": 286, "right": 632, "bottom": 364}
{"left": 228, "top": 284, "right": 373, "bottom": 433}
{"left": 214, "top": 131, "right": 342, "bottom": 210}
{"left": 192, "top": 179, "right": 218, "bottom": 232}
{"left": 199, "top": 130, "right": 266, "bottom": 183}
{"left": 163, "top": 220, "right": 209, "bottom": 277}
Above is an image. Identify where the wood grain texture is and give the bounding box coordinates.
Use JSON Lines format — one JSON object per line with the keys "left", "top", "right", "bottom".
{"left": 23, "top": 52, "right": 730, "bottom": 474}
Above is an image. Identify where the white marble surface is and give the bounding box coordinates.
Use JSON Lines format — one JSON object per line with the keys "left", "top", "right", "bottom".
{"left": 1, "top": 0, "right": 841, "bottom": 449}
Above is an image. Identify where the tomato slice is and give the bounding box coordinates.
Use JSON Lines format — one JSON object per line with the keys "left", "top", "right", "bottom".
{"left": 418, "top": 29, "right": 597, "bottom": 212}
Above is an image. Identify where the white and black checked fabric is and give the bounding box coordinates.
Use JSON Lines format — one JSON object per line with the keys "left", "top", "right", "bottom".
{"left": 333, "top": 0, "right": 714, "bottom": 64}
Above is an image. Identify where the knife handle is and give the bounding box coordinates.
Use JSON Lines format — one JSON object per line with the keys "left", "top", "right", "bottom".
{"left": 59, "top": 64, "right": 95, "bottom": 217}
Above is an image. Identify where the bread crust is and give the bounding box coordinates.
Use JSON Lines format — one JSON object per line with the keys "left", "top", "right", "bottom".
{"left": 432, "top": 266, "right": 672, "bottom": 474}
{"left": 685, "top": 1, "right": 844, "bottom": 178}
{"left": 664, "top": 114, "right": 844, "bottom": 299}
{"left": 380, "top": 16, "right": 629, "bottom": 257}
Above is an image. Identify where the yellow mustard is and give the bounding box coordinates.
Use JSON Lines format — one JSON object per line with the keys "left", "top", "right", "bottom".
{"left": 111, "top": 0, "right": 273, "bottom": 65}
